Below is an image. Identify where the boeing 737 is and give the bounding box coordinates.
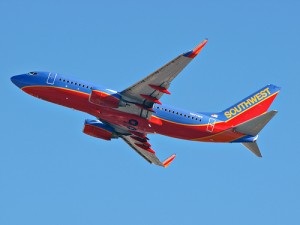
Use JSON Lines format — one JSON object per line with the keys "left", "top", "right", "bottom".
{"left": 11, "top": 39, "right": 281, "bottom": 167}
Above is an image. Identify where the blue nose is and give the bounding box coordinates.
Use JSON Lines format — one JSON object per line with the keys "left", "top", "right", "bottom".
{"left": 11, "top": 75, "right": 26, "bottom": 88}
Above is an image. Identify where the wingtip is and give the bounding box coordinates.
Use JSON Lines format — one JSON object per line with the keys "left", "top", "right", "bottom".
{"left": 184, "top": 39, "right": 208, "bottom": 58}
{"left": 163, "top": 154, "right": 176, "bottom": 168}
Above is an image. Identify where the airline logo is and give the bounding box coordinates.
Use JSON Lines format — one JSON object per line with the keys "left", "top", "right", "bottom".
{"left": 224, "top": 87, "right": 271, "bottom": 119}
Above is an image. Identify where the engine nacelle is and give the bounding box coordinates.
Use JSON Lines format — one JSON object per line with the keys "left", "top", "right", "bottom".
{"left": 83, "top": 119, "right": 117, "bottom": 141}
{"left": 89, "top": 89, "right": 124, "bottom": 108}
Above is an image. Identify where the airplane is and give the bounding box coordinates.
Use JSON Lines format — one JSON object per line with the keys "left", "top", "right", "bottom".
{"left": 11, "top": 39, "right": 281, "bottom": 168}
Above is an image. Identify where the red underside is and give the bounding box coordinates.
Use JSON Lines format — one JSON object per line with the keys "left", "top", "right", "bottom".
{"left": 22, "top": 86, "right": 254, "bottom": 142}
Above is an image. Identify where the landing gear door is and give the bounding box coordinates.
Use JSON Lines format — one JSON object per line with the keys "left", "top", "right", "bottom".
{"left": 207, "top": 118, "right": 216, "bottom": 132}
{"left": 47, "top": 72, "right": 57, "bottom": 85}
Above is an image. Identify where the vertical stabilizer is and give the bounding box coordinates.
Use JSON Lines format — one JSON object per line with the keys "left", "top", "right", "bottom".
{"left": 218, "top": 84, "right": 280, "bottom": 126}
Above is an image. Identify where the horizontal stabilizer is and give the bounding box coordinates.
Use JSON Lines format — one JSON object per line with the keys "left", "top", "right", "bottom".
{"left": 242, "top": 142, "right": 262, "bottom": 157}
{"left": 235, "top": 110, "right": 278, "bottom": 136}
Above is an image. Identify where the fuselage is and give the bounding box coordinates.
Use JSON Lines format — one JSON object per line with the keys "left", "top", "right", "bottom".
{"left": 11, "top": 71, "right": 249, "bottom": 143}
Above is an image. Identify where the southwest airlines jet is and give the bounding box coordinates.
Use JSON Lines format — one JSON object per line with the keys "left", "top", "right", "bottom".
{"left": 11, "top": 40, "right": 281, "bottom": 167}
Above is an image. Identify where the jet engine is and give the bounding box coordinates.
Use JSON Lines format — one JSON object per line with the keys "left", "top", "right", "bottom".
{"left": 83, "top": 119, "right": 118, "bottom": 141}
{"left": 89, "top": 89, "right": 125, "bottom": 108}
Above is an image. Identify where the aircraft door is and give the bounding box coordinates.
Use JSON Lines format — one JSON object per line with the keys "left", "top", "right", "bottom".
{"left": 206, "top": 118, "right": 216, "bottom": 132}
{"left": 47, "top": 72, "right": 57, "bottom": 85}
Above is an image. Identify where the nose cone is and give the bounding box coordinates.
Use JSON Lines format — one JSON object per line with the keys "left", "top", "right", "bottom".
{"left": 11, "top": 75, "right": 27, "bottom": 88}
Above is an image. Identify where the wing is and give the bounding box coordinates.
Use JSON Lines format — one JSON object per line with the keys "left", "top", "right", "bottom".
{"left": 119, "top": 39, "right": 208, "bottom": 118}
{"left": 121, "top": 39, "right": 208, "bottom": 105}
{"left": 120, "top": 133, "right": 176, "bottom": 167}
{"left": 98, "top": 121, "right": 176, "bottom": 167}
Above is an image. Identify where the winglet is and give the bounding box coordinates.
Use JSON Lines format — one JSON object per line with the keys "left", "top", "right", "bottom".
{"left": 184, "top": 39, "right": 208, "bottom": 58}
{"left": 163, "top": 154, "right": 176, "bottom": 168}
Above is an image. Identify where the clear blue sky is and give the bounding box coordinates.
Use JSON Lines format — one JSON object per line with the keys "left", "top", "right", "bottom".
{"left": 1, "top": 1, "right": 299, "bottom": 224}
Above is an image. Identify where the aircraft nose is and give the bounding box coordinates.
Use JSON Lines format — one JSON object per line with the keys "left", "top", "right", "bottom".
{"left": 10, "top": 75, "right": 18, "bottom": 84}
{"left": 11, "top": 75, "right": 26, "bottom": 88}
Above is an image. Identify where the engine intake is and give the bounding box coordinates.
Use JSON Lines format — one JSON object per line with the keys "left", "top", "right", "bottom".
{"left": 83, "top": 119, "right": 117, "bottom": 140}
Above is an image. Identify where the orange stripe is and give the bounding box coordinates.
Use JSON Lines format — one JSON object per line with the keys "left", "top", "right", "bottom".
{"left": 192, "top": 129, "right": 245, "bottom": 142}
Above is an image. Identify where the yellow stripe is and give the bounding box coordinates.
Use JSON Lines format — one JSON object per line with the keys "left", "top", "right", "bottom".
{"left": 191, "top": 129, "right": 246, "bottom": 142}
{"left": 191, "top": 129, "right": 228, "bottom": 141}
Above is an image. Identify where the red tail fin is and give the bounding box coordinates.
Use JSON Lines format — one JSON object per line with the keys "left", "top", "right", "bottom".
{"left": 218, "top": 84, "right": 281, "bottom": 126}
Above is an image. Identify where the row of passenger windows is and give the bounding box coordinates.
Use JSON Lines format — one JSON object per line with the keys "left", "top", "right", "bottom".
{"left": 57, "top": 77, "right": 200, "bottom": 121}
{"left": 154, "top": 106, "right": 202, "bottom": 121}
{"left": 59, "top": 78, "right": 92, "bottom": 89}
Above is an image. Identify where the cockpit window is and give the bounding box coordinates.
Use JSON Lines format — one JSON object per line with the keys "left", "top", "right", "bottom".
{"left": 28, "top": 72, "right": 38, "bottom": 75}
